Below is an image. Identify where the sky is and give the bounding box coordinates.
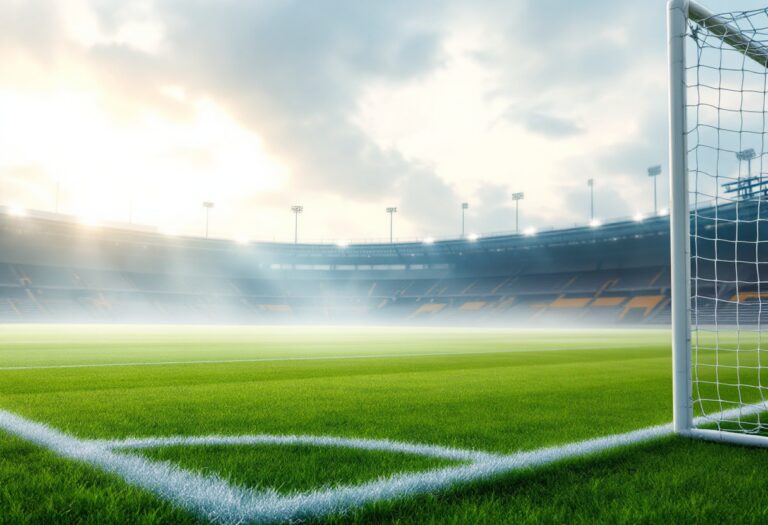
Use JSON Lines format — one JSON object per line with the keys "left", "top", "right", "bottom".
{"left": 0, "top": 0, "right": 760, "bottom": 243}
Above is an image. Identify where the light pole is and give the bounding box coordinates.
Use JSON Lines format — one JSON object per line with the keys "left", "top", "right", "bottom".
{"left": 511, "top": 192, "right": 524, "bottom": 234}
{"left": 386, "top": 207, "right": 397, "bottom": 243}
{"left": 648, "top": 165, "right": 662, "bottom": 214}
{"left": 736, "top": 148, "right": 756, "bottom": 178}
{"left": 461, "top": 202, "right": 468, "bottom": 238}
{"left": 202, "top": 201, "right": 214, "bottom": 238}
{"left": 587, "top": 179, "right": 595, "bottom": 221}
{"left": 736, "top": 148, "right": 757, "bottom": 198}
{"left": 291, "top": 205, "right": 303, "bottom": 244}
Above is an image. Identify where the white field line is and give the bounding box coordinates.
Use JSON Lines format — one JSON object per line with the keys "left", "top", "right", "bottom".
{"left": 0, "top": 342, "right": 653, "bottom": 371}
{"left": 93, "top": 434, "right": 499, "bottom": 463}
{"left": 2, "top": 403, "right": 766, "bottom": 524}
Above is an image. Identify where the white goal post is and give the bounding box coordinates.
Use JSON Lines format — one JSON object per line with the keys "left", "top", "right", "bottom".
{"left": 669, "top": 0, "right": 768, "bottom": 446}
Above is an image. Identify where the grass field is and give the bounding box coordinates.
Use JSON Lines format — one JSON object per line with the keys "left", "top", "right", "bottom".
{"left": 2, "top": 325, "right": 768, "bottom": 524}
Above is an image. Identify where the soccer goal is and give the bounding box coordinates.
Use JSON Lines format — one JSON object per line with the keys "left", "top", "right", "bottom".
{"left": 669, "top": 0, "right": 768, "bottom": 446}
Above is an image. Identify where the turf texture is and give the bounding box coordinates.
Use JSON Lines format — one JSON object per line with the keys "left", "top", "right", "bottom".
{"left": 2, "top": 325, "right": 768, "bottom": 524}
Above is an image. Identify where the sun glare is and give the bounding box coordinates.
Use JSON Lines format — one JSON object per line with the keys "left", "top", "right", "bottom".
{"left": 0, "top": 89, "right": 287, "bottom": 234}
{"left": 7, "top": 205, "right": 27, "bottom": 217}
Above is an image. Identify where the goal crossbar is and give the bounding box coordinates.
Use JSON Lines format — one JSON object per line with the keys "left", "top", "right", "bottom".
{"left": 688, "top": 2, "right": 768, "bottom": 68}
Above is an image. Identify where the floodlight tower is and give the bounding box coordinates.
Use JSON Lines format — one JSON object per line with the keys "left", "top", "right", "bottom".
{"left": 511, "top": 192, "right": 524, "bottom": 234}
{"left": 461, "top": 202, "right": 469, "bottom": 238}
{"left": 386, "top": 207, "right": 397, "bottom": 243}
{"left": 648, "top": 165, "right": 662, "bottom": 214}
{"left": 291, "top": 205, "right": 303, "bottom": 244}
{"left": 587, "top": 178, "right": 595, "bottom": 221}
{"left": 202, "top": 201, "right": 214, "bottom": 238}
{"left": 736, "top": 148, "right": 756, "bottom": 178}
{"left": 736, "top": 148, "right": 757, "bottom": 198}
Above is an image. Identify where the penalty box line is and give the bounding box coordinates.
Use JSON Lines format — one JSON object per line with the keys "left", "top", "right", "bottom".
{"left": 0, "top": 405, "right": 764, "bottom": 524}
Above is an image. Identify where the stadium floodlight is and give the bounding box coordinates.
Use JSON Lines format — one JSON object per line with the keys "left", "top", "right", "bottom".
{"left": 589, "top": 218, "right": 600, "bottom": 228}
{"left": 8, "top": 205, "right": 26, "bottom": 217}
{"left": 647, "top": 165, "right": 662, "bottom": 214}
{"left": 668, "top": 0, "right": 768, "bottom": 446}
{"left": 736, "top": 148, "right": 756, "bottom": 177}
{"left": 423, "top": 236, "right": 434, "bottom": 245}
{"left": 202, "top": 201, "right": 214, "bottom": 239}
{"left": 336, "top": 239, "right": 350, "bottom": 248}
{"left": 658, "top": 208, "right": 669, "bottom": 216}
{"left": 461, "top": 202, "right": 469, "bottom": 237}
{"left": 291, "top": 205, "right": 303, "bottom": 244}
{"left": 511, "top": 192, "right": 524, "bottom": 234}
{"left": 386, "top": 207, "right": 397, "bottom": 243}
{"left": 735, "top": 149, "right": 757, "bottom": 198}
{"left": 587, "top": 179, "right": 595, "bottom": 221}
{"left": 634, "top": 212, "right": 645, "bottom": 222}
{"left": 523, "top": 226, "right": 537, "bottom": 236}
{"left": 467, "top": 232, "right": 479, "bottom": 241}
{"left": 736, "top": 148, "right": 756, "bottom": 161}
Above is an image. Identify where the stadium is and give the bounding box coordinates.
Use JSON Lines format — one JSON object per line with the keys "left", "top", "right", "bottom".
{"left": 5, "top": 1, "right": 768, "bottom": 524}
{"left": 0, "top": 204, "right": 679, "bottom": 325}
{"left": 2, "top": 199, "right": 764, "bottom": 328}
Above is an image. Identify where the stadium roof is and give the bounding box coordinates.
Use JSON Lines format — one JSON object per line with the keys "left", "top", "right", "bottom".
{"left": 0, "top": 201, "right": 752, "bottom": 269}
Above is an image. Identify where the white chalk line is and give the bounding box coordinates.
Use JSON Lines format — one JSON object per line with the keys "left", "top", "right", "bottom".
{"left": 0, "top": 342, "right": 655, "bottom": 371}
{"left": 3, "top": 403, "right": 766, "bottom": 524}
{"left": 94, "top": 434, "right": 498, "bottom": 463}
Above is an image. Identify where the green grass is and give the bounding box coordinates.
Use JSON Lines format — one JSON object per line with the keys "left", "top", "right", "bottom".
{"left": 0, "top": 434, "right": 200, "bottom": 525}
{"left": 139, "top": 444, "right": 459, "bottom": 494}
{"left": 2, "top": 325, "right": 768, "bottom": 524}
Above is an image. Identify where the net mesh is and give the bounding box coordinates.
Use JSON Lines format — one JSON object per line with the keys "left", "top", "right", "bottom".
{"left": 687, "top": 6, "right": 768, "bottom": 433}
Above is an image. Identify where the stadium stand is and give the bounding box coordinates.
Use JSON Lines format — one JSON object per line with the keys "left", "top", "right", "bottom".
{"left": 0, "top": 201, "right": 761, "bottom": 325}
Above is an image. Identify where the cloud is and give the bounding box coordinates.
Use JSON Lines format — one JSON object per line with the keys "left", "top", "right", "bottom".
{"left": 0, "top": 164, "right": 52, "bottom": 208}
{"left": 396, "top": 171, "right": 460, "bottom": 234}
{"left": 83, "top": 0, "right": 452, "bottom": 203}
{"left": 0, "top": 0, "right": 61, "bottom": 62}
{"left": 513, "top": 110, "right": 584, "bottom": 138}
{"left": 9, "top": 0, "right": 758, "bottom": 239}
{"left": 469, "top": 183, "right": 515, "bottom": 233}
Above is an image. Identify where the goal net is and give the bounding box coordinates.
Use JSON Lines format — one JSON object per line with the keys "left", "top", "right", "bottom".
{"left": 670, "top": 0, "right": 768, "bottom": 445}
